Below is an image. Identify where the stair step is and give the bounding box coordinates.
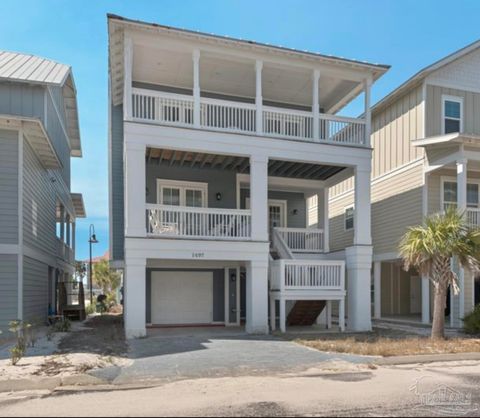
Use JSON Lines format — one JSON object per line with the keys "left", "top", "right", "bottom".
{"left": 287, "top": 300, "right": 326, "bottom": 326}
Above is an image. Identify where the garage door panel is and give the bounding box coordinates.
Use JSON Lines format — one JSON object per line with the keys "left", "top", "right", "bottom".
{"left": 151, "top": 271, "right": 214, "bottom": 325}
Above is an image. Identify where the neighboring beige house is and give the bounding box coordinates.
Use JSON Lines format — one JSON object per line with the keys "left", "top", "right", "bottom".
{"left": 329, "top": 40, "right": 480, "bottom": 328}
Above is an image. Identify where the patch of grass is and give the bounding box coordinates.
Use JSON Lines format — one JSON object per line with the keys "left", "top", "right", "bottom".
{"left": 296, "top": 336, "right": 480, "bottom": 357}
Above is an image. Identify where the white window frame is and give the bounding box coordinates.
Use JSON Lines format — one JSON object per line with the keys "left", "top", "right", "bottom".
{"left": 440, "top": 176, "right": 480, "bottom": 210}
{"left": 344, "top": 205, "right": 355, "bottom": 231}
{"left": 156, "top": 179, "right": 208, "bottom": 207}
{"left": 441, "top": 95, "right": 463, "bottom": 135}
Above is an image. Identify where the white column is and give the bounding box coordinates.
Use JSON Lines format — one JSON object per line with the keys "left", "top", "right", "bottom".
{"left": 354, "top": 166, "right": 372, "bottom": 246}
{"left": 373, "top": 261, "right": 381, "bottom": 319}
{"left": 339, "top": 299, "right": 345, "bottom": 332}
{"left": 326, "top": 300, "right": 332, "bottom": 329}
{"left": 125, "top": 141, "right": 147, "bottom": 237}
{"left": 312, "top": 69, "right": 320, "bottom": 140}
{"left": 60, "top": 205, "right": 65, "bottom": 242}
{"left": 323, "top": 187, "right": 330, "bottom": 252}
{"left": 457, "top": 158, "right": 467, "bottom": 321}
{"left": 422, "top": 276, "right": 430, "bottom": 324}
{"left": 364, "top": 76, "right": 372, "bottom": 147}
{"left": 346, "top": 245, "right": 373, "bottom": 331}
{"left": 255, "top": 60, "right": 263, "bottom": 135}
{"left": 270, "top": 295, "right": 276, "bottom": 331}
{"left": 250, "top": 155, "right": 269, "bottom": 242}
{"left": 279, "top": 297, "right": 286, "bottom": 333}
{"left": 246, "top": 260, "right": 269, "bottom": 334}
{"left": 192, "top": 49, "right": 201, "bottom": 128}
{"left": 124, "top": 256, "right": 147, "bottom": 339}
{"left": 123, "top": 35, "right": 133, "bottom": 120}
{"left": 72, "top": 221, "right": 76, "bottom": 255}
{"left": 66, "top": 214, "right": 71, "bottom": 246}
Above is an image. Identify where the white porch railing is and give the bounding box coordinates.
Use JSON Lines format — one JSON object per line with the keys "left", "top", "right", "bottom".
{"left": 270, "top": 259, "right": 345, "bottom": 291}
{"left": 132, "top": 89, "right": 194, "bottom": 127}
{"left": 201, "top": 97, "right": 256, "bottom": 133}
{"left": 263, "top": 107, "right": 313, "bottom": 140}
{"left": 274, "top": 227, "right": 324, "bottom": 253}
{"left": 146, "top": 204, "right": 252, "bottom": 240}
{"left": 320, "top": 114, "right": 366, "bottom": 145}
{"left": 131, "top": 88, "right": 367, "bottom": 146}
{"left": 467, "top": 208, "right": 480, "bottom": 227}
{"left": 56, "top": 238, "right": 74, "bottom": 264}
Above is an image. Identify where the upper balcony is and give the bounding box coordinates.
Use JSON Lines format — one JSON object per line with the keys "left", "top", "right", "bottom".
{"left": 109, "top": 15, "right": 389, "bottom": 148}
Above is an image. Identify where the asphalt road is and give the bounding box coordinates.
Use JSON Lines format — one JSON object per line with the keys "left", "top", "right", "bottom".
{"left": 1, "top": 360, "right": 479, "bottom": 417}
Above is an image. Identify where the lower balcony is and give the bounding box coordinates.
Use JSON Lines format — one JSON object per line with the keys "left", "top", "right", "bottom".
{"left": 146, "top": 204, "right": 252, "bottom": 241}
{"left": 56, "top": 238, "right": 74, "bottom": 264}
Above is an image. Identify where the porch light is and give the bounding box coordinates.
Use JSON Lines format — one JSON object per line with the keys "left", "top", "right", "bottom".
{"left": 216, "top": 192, "right": 222, "bottom": 201}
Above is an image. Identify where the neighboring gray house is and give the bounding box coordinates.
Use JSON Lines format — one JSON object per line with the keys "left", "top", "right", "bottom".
{"left": 0, "top": 51, "right": 85, "bottom": 334}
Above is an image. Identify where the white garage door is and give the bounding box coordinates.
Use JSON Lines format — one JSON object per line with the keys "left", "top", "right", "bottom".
{"left": 151, "top": 271, "right": 214, "bottom": 325}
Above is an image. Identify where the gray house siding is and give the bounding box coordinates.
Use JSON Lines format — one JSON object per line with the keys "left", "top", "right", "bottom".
{"left": 0, "top": 83, "right": 44, "bottom": 120}
{"left": 240, "top": 189, "right": 307, "bottom": 228}
{"left": 23, "top": 256, "right": 49, "bottom": 322}
{"left": 23, "top": 140, "right": 56, "bottom": 256}
{"left": 146, "top": 163, "right": 238, "bottom": 209}
{"left": 0, "top": 254, "right": 18, "bottom": 334}
{"left": 110, "top": 104, "right": 124, "bottom": 261}
{"left": 0, "top": 129, "right": 19, "bottom": 244}
{"left": 45, "top": 89, "right": 71, "bottom": 187}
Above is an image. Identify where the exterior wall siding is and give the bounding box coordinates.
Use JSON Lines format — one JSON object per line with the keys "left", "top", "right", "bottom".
{"left": 0, "top": 83, "right": 44, "bottom": 120}
{"left": 0, "top": 129, "right": 19, "bottom": 244}
{"left": 426, "top": 84, "right": 480, "bottom": 137}
{"left": 147, "top": 163, "right": 238, "bottom": 209}
{"left": 330, "top": 163, "right": 423, "bottom": 255}
{"left": 110, "top": 104, "right": 124, "bottom": 261}
{"left": 23, "top": 139, "right": 57, "bottom": 256}
{"left": 0, "top": 254, "right": 18, "bottom": 334}
{"left": 23, "top": 256, "right": 49, "bottom": 322}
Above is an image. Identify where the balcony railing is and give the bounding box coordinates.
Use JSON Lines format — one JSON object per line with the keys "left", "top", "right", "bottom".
{"left": 131, "top": 88, "right": 367, "bottom": 146}
{"left": 56, "top": 238, "right": 74, "bottom": 264}
{"left": 274, "top": 227, "right": 324, "bottom": 253}
{"left": 467, "top": 208, "right": 480, "bottom": 227}
{"left": 146, "top": 204, "right": 252, "bottom": 240}
{"left": 270, "top": 259, "right": 345, "bottom": 292}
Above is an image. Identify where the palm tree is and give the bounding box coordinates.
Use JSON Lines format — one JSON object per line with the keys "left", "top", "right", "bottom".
{"left": 399, "top": 208, "right": 480, "bottom": 339}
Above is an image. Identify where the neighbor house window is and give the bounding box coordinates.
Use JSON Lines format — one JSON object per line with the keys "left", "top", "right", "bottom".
{"left": 442, "top": 96, "right": 463, "bottom": 134}
{"left": 443, "top": 180, "right": 480, "bottom": 210}
{"left": 344, "top": 206, "right": 354, "bottom": 231}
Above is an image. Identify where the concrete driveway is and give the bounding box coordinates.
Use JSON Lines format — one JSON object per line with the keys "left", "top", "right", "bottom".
{"left": 91, "top": 327, "right": 373, "bottom": 385}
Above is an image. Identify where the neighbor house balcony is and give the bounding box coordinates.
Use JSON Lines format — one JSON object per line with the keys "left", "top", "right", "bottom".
{"left": 467, "top": 208, "right": 480, "bottom": 228}
{"left": 56, "top": 238, "right": 74, "bottom": 264}
{"left": 131, "top": 88, "right": 367, "bottom": 146}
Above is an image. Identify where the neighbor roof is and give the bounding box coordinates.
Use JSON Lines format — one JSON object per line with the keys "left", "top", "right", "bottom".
{"left": 372, "top": 39, "right": 480, "bottom": 115}
{"left": 0, "top": 50, "right": 82, "bottom": 157}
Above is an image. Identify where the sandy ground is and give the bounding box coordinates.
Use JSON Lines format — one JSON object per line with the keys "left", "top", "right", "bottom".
{"left": 0, "top": 316, "right": 129, "bottom": 380}
{"left": 0, "top": 360, "right": 479, "bottom": 416}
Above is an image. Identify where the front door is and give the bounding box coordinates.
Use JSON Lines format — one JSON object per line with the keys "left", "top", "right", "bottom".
{"left": 245, "top": 198, "right": 287, "bottom": 231}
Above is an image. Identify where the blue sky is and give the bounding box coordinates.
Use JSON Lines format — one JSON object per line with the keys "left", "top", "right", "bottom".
{"left": 1, "top": 0, "right": 479, "bottom": 260}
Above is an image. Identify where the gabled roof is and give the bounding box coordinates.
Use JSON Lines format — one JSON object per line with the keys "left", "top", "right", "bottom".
{"left": 372, "top": 39, "right": 480, "bottom": 115}
{"left": 0, "top": 50, "right": 82, "bottom": 157}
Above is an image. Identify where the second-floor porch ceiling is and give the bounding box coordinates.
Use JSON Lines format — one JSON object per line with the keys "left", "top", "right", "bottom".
{"left": 109, "top": 14, "right": 389, "bottom": 114}
{"left": 146, "top": 147, "right": 345, "bottom": 181}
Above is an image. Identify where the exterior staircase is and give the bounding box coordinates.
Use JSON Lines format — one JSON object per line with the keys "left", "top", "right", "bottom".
{"left": 287, "top": 300, "right": 326, "bottom": 326}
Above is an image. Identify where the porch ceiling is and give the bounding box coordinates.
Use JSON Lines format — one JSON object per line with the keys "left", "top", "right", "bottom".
{"left": 146, "top": 147, "right": 345, "bottom": 181}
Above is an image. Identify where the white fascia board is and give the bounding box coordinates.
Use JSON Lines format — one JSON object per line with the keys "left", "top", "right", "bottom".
{"left": 125, "top": 237, "right": 269, "bottom": 262}
{"left": 124, "top": 122, "right": 372, "bottom": 170}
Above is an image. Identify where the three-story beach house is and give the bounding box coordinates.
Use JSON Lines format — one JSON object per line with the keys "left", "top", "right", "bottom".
{"left": 0, "top": 51, "right": 85, "bottom": 333}
{"left": 107, "top": 15, "right": 389, "bottom": 338}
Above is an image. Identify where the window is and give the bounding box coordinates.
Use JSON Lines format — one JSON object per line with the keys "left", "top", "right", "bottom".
{"left": 157, "top": 179, "right": 207, "bottom": 207}
{"left": 344, "top": 206, "right": 354, "bottom": 231}
{"left": 442, "top": 179, "right": 480, "bottom": 210}
{"left": 442, "top": 96, "right": 463, "bottom": 134}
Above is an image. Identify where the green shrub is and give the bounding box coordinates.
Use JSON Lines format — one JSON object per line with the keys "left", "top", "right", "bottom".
{"left": 8, "top": 320, "right": 27, "bottom": 366}
{"left": 85, "top": 304, "right": 96, "bottom": 315}
{"left": 463, "top": 304, "right": 480, "bottom": 334}
{"left": 52, "top": 318, "right": 71, "bottom": 333}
